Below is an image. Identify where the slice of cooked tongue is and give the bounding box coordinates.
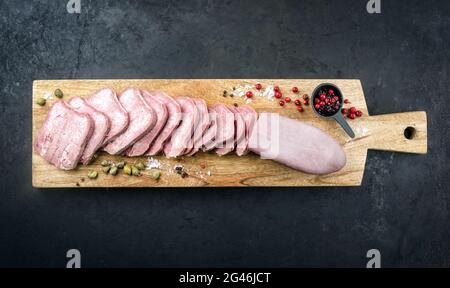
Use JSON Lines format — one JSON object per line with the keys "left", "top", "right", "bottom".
{"left": 248, "top": 113, "right": 346, "bottom": 175}
{"left": 125, "top": 90, "right": 168, "bottom": 157}
{"left": 68, "top": 97, "right": 110, "bottom": 164}
{"left": 87, "top": 88, "right": 129, "bottom": 145}
{"left": 103, "top": 88, "right": 156, "bottom": 155}
{"left": 34, "top": 101, "right": 94, "bottom": 170}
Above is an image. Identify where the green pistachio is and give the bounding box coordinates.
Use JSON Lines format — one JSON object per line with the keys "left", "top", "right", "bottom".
{"left": 36, "top": 98, "right": 46, "bottom": 106}
{"left": 102, "top": 166, "right": 111, "bottom": 174}
{"left": 101, "top": 160, "right": 110, "bottom": 167}
{"left": 151, "top": 170, "right": 161, "bottom": 180}
{"left": 135, "top": 162, "right": 146, "bottom": 170}
{"left": 109, "top": 166, "right": 118, "bottom": 175}
{"left": 131, "top": 166, "right": 141, "bottom": 176}
{"left": 116, "top": 161, "right": 126, "bottom": 169}
{"left": 87, "top": 171, "right": 98, "bottom": 179}
{"left": 124, "top": 164, "right": 132, "bottom": 175}
{"left": 54, "top": 89, "right": 63, "bottom": 98}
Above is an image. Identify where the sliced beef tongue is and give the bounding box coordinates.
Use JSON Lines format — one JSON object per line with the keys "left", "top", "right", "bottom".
{"left": 248, "top": 113, "right": 346, "bottom": 175}
{"left": 236, "top": 105, "right": 258, "bottom": 156}
{"left": 34, "top": 101, "right": 94, "bottom": 170}
{"left": 87, "top": 88, "right": 129, "bottom": 145}
{"left": 103, "top": 88, "right": 156, "bottom": 155}
{"left": 201, "top": 108, "right": 218, "bottom": 152}
{"left": 184, "top": 98, "right": 210, "bottom": 156}
{"left": 68, "top": 97, "right": 111, "bottom": 164}
{"left": 163, "top": 97, "right": 198, "bottom": 157}
{"left": 146, "top": 91, "right": 182, "bottom": 156}
{"left": 202, "top": 103, "right": 234, "bottom": 152}
{"left": 125, "top": 90, "right": 168, "bottom": 157}
{"left": 215, "top": 105, "right": 243, "bottom": 156}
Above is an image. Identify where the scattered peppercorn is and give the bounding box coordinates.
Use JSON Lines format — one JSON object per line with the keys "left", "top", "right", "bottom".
{"left": 341, "top": 108, "right": 347, "bottom": 114}
{"left": 349, "top": 107, "right": 357, "bottom": 114}
{"left": 233, "top": 103, "right": 238, "bottom": 107}
{"left": 174, "top": 165, "right": 183, "bottom": 173}
{"left": 355, "top": 110, "right": 363, "bottom": 117}
{"left": 255, "top": 83, "right": 262, "bottom": 90}
{"left": 344, "top": 99, "right": 350, "bottom": 104}
{"left": 349, "top": 113, "right": 356, "bottom": 119}
{"left": 294, "top": 99, "right": 301, "bottom": 106}
{"left": 303, "top": 99, "right": 309, "bottom": 105}
{"left": 279, "top": 100, "right": 285, "bottom": 106}
{"left": 285, "top": 97, "right": 291, "bottom": 103}
{"left": 292, "top": 86, "right": 299, "bottom": 93}
{"left": 297, "top": 106, "right": 304, "bottom": 112}
{"left": 275, "top": 91, "right": 282, "bottom": 99}
{"left": 302, "top": 94, "right": 309, "bottom": 100}
{"left": 274, "top": 86, "right": 280, "bottom": 92}
{"left": 246, "top": 91, "right": 253, "bottom": 98}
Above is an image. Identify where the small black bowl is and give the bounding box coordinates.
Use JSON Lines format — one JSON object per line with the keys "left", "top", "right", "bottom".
{"left": 311, "top": 83, "right": 355, "bottom": 138}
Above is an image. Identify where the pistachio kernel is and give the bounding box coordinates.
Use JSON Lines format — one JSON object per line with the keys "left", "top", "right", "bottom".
{"left": 109, "top": 166, "right": 118, "bottom": 175}
{"left": 124, "top": 164, "right": 132, "bottom": 175}
{"left": 54, "top": 89, "right": 63, "bottom": 98}
{"left": 87, "top": 171, "right": 98, "bottom": 179}
{"left": 131, "top": 166, "right": 141, "bottom": 176}
{"left": 36, "top": 98, "right": 46, "bottom": 106}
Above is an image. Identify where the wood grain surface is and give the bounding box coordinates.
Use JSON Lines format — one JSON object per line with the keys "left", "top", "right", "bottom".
{"left": 32, "top": 79, "right": 427, "bottom": 187}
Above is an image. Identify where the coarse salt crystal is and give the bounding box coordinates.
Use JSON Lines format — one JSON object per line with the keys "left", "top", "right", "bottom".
{"left": 146, "top": 157, "right": 161, "bottom": 169}
{"left": 43, "top": 92, "right": 52, "bottom": 100}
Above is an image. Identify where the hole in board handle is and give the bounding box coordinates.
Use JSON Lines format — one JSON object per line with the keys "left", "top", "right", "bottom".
{"left": 404, "top": 126, "right": 416, "bottom": 140}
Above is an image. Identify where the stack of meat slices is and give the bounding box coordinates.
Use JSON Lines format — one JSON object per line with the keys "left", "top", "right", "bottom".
{"left": 34, "top": 88, "right": 258, "bottom": 170}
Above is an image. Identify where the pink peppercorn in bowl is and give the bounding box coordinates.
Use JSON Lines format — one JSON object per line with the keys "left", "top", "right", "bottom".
{"left": 311, "top": 83, "right": 355, "bottom": 138}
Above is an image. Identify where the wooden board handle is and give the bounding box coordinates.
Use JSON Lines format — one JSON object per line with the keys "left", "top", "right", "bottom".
{"left": 360, "top": 111, "right": 427, "bottom": 154}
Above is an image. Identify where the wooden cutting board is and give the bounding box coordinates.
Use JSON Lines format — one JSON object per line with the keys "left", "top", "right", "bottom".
{"left": 32, "top": 79, "right": 427, "bottom": 187}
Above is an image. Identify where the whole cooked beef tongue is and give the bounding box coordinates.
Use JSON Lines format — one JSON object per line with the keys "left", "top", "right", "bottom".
{"left": 248, "top": 113, "right": 346, "bottom": 175}
{"left": 103, "top": 88, "right": 156, "bottom": 155}
{"left": 87, "top": 88, "right": 129, "bottom": 145}
{"left": 34, "top": 101, "right": 94, "bottom": 170}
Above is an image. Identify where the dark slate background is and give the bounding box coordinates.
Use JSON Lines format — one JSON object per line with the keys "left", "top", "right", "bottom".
{"left": 0, "top": 0, "right": 449, "bottom": 267}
